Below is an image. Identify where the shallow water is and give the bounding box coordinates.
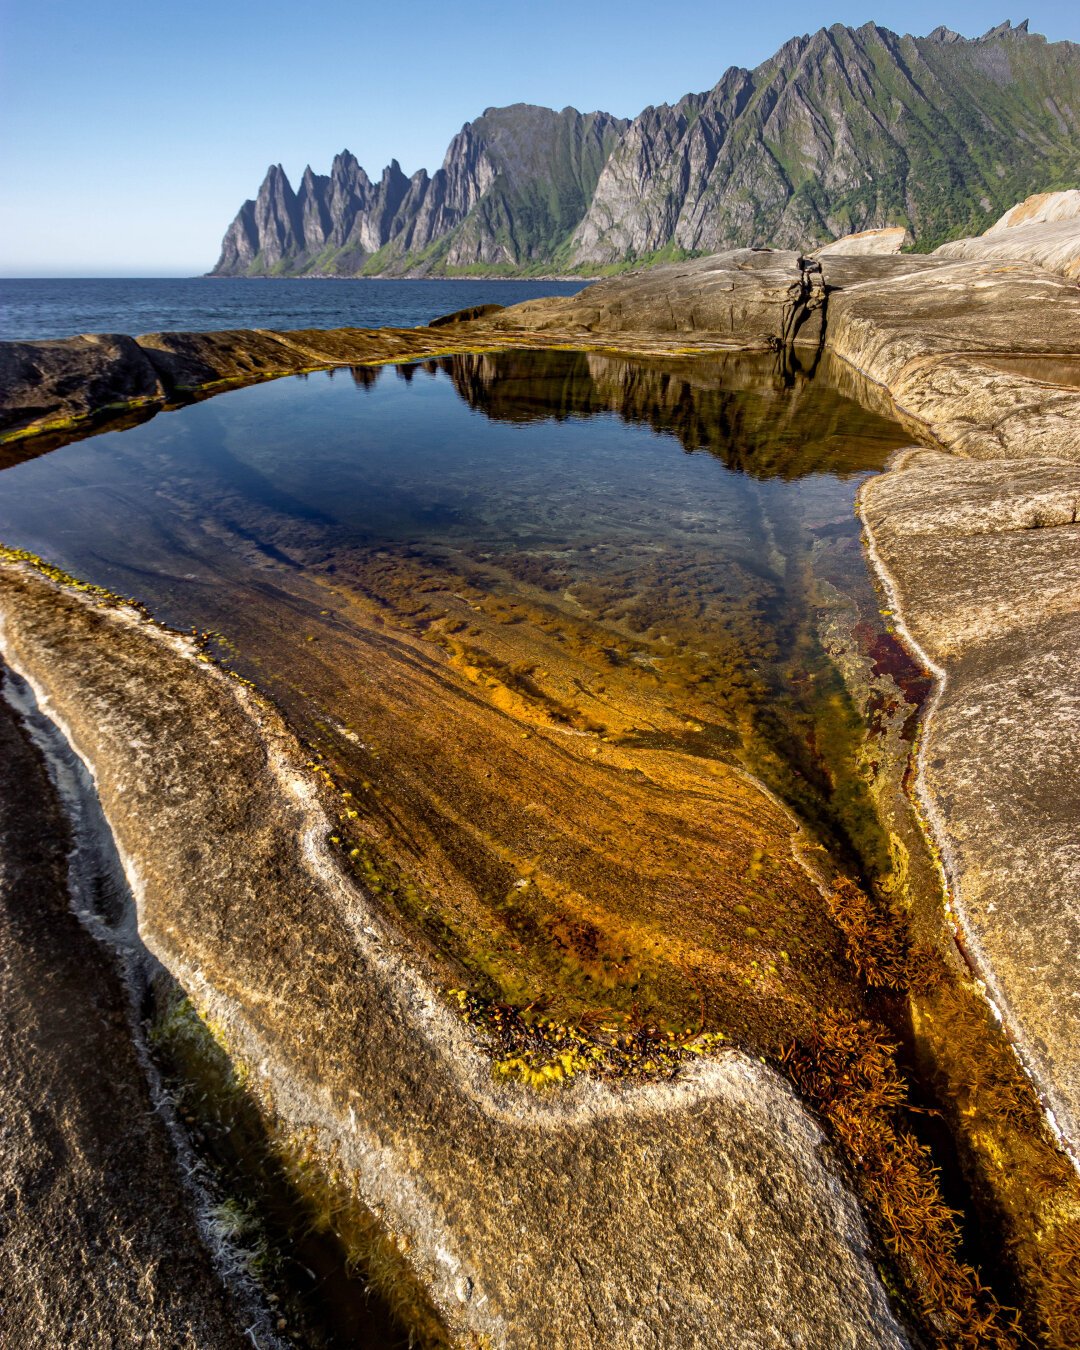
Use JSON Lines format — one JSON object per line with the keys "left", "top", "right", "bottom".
{"left": 0, "top": 349, "right": 976, "bottom": 1336}
{"left": 0, "top": 348, "right": 918, "bottom": 1011}
{"left": 0, "top": 351, "right": 1057, "bottom": 1346}
{"left": 0, "top": 348, "right": 916, "bottom": 862}
{"left": 0, "top": 351, "right": 907, "bottom": 637}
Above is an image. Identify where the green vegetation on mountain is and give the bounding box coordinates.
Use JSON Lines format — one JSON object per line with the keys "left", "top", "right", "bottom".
{"left": 211, "top": 20, "right": 1080, "bottom": 277}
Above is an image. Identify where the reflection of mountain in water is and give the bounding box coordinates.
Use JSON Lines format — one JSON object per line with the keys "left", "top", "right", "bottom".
{"left": 428, "top": 350, "right": 913, "bottom": 479}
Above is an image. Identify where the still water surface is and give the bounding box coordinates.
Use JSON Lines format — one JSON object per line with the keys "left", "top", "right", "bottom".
{"left": 0, "top": 349, "right": 916, "bottom": 882}
{"left": 0, "top": 350, "right": 922, "bottom": 1344}
{"left": 0, "top": 276, "right": 589, "bottom": 341}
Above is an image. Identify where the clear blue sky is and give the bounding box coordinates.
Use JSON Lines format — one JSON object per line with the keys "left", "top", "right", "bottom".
{"left": 1, "top": 1, "right": 1076, "bottom": 276}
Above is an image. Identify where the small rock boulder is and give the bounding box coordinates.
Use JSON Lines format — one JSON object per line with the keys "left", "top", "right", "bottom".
{"left": 815, "top": 227, "right": 910, "bottom": 257}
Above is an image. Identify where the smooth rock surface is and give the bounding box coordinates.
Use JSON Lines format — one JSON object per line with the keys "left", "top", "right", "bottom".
{"left": 814, "top": 227, "right": 909, "bottom": 256}
{"left": 485, "top": 249, "right": 824, "bottom": 343}
{"left": 861, "top": 451, "right": 1080, "bottom": 1150}
{"left": 822, "top": 257, "right": 1080, "bottom": 461}
{"left": 933, "top": 190, "right": 1080, "bottom": 279}
{"left": 0, "top": 564, "right": 910, "bottom": 1350}
{"left": 0, "top": 669, "right": 250, "bottom": 1349}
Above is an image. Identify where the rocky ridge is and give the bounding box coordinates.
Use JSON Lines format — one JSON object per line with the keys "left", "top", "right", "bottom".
{"left": 567, "top": 19, "right": 1080, "bottom": 265}
{"left": 215, "top": 105, "right": 627, "bottom": 277}
{"left": 211, "top": 20, "right": 1080, "bottom": 277}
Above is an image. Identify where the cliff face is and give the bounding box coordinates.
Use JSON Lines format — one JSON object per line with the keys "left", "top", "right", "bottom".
{"left": 213, "top": 105, "right": 628, "bottom": 278}
{"left": 211, "top": 20, "right": 1080, "bottom": 277}
{"left": 570, "top": 20, "right": 1080, "bottom": 263}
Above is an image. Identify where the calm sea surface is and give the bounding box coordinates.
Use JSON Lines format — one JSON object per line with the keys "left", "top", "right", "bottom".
{"left": 0, "top": 276, "right": 590, "bottom": 342}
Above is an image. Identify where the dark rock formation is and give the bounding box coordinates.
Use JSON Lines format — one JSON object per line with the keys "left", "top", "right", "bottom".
{"left": 427, "top": 302, "right": 504, "bottom": 328}
{"left": 211, "top": 21, "right": 1080, "bottom": 276}
{"left": 0, "top": 334, "right": 165, "bottom": 435}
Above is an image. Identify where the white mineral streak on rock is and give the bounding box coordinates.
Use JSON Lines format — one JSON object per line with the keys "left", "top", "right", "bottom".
{"left": 0, "top": 565, "right": 909, "bottom": 1349}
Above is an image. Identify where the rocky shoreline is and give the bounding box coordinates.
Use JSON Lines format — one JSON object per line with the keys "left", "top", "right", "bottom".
{"left": 2, "top": 227, "right": 1080, "bottom": 1346}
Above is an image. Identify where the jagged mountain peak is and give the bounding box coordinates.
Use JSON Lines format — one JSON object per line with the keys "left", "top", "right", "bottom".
{"left": 980, "top": 18, "right": 1030, "bottom": 39}
{"left": 567, "top": 18, "right": 1077, "bottom": 267}
{"left": 260, "top": 163, "right": 291, "bottom": 187}
{"left": 211, "top": 20, "right": 1079, "bottom": 278}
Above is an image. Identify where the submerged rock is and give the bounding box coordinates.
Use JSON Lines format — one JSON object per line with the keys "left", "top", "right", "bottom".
{"left": 0, "top": 563, "right": 909, "bottom": 1349}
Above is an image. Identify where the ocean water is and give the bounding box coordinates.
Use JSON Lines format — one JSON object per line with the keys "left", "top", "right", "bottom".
{"left": 0, "top": 276, "right": 590, "bottom": 342}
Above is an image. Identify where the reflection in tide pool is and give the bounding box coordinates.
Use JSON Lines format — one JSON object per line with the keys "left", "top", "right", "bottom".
{"left": 0, "top": 350, "right": 920, "bottom": 1041}
{"left": 0, "top": 348, "right": 913, "bottom": 841}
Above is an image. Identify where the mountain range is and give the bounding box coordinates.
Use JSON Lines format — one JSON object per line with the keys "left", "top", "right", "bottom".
{"left": 211, "top": 19, "right": 1080, "bottom": 278}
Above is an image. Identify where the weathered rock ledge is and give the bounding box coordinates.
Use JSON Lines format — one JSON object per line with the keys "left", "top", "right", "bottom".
{"left": 0, "top": 564, "right": 909, "bottom": 1349}
{"left": 0, "top": 666, "right": 254, "bottom": 1350}
{"left": 814, "top": 257, "right": 1080, "bottom": 1158}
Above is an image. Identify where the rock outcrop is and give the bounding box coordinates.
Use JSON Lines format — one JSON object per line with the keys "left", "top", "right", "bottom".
{"left": 808, "top": 245, "right": 1080, "bottom": 1159}
{"left": 0, "top": 674, "right": 254, "bottom": 1349}
{"left": 861, "top": 452, "right": 1080, "bottom": 1150}
{"left": 211, "top": 22, "right": 1080, "bottom": 276}
{"left": 0, "top": 333, "right": 165, "bottom": 438}
{"left": 821, "top": 255, "right": 1080, "bottom": 461}
{"left": 483, "top": 249, "right": 825, "bottom": 343}
{"left": 933, "top": 189, "right": 1080, "bottom": 279}
{"left": 815, "top": 227, "right": 909, "bottom": 257}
